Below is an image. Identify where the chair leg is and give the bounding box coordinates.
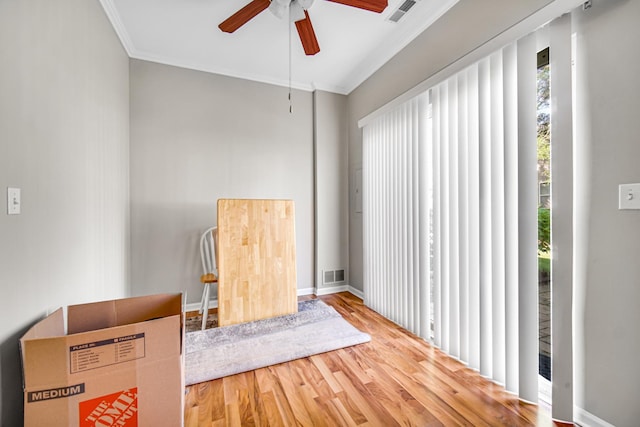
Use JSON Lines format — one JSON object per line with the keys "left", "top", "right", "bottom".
{"left": 199, "top": 284, "right": 206, "bottom": 314}
{"left": 201, "top": 283, "right": 210, "bottom": 331}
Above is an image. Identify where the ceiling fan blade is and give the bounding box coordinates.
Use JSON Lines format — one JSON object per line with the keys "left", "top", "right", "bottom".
{"left": 326, "top": 0, "right": 388, "bottom": 13}
{"left": 218, "top": 0, "right": 270, "bottom": 33}
{"left": 295, "top": 11, "right": 320, "bottom": 56}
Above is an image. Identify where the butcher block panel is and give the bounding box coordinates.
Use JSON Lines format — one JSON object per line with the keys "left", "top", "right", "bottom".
{"left": 217, "top": 199, "right": 298, "bottom": 326}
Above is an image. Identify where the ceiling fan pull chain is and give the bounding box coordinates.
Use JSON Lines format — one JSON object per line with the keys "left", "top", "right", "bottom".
{"left": 289, "top": 9, "right": 293, "bottom": 114}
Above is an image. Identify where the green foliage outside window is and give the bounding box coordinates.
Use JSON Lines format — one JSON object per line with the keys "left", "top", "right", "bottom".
{"left": 538, "top": 207, "right": 550, "bottom": 253}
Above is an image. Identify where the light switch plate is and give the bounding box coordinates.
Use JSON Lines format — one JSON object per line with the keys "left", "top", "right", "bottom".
{"left": 7, "top": 187, "right": 20, "bottom": 215}
{"left": 618, "top": 183, "right": 640, "bottom": 210}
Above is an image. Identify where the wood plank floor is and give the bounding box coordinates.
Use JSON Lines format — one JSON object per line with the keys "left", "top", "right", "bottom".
{"left": 184, "top": 292, "right": 567, "bottom": 426}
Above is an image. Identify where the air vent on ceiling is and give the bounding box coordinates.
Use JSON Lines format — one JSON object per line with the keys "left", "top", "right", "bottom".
{"left": 388, "top": 0, "right": 418, "bottom": 23}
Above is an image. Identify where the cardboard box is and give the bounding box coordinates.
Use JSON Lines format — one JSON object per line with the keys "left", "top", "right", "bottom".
{"left": 20, "top": 293, "right": 184, "bottom": 427}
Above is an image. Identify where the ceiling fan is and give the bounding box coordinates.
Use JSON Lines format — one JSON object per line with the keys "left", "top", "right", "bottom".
{"left": 218, "top": 0, "right": 388, "bottom": 56}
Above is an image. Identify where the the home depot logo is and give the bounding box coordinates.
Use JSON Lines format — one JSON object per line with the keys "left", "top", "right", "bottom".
{"left": 79, "top": 388, "right": 138, "bottom": 427}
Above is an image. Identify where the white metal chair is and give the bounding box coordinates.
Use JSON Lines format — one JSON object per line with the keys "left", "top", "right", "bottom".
{"left": 199, "top": 226, "right": 218, "bottom": 330}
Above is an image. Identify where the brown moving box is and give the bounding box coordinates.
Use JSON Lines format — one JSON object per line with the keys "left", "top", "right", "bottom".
{"left": 20, "top": 293, "right": 184, "bottom": 427}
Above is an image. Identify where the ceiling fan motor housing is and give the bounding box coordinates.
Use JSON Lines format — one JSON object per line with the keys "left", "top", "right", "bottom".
{"left": 269, "top": 0, "right": 314, "bottom": 21}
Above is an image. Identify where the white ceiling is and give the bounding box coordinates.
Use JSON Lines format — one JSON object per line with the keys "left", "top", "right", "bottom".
{"left": 101, "top": 0, "right": 458, "bottom": 94}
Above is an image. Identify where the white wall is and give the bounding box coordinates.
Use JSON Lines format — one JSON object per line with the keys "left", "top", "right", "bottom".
{"left": 0, "top": 0, "right": 130, "bottom": 424}
{"left": 314, "top": 91, "right": 349, "bottom": 290}
{"left": 573, "top": 1, "right": 640, "bottom": 425}
{"left": 129, "top": 60, "right": 315, "bottom": 303}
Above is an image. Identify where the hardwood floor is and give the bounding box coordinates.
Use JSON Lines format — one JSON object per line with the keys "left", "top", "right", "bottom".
{"left": 184, "top": 292, "right": 566, "bottom": 426}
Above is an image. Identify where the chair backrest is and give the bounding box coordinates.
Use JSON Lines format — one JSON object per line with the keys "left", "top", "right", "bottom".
{"left": 200, "top": 226, "right": 218, "bottom": 277}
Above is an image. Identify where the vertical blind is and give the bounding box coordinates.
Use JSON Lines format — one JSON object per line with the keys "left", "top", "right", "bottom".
{"left": 362, "top": 15, "right": 575, "bottom": 418}
{"left": 428, "top": 38, "right": 539, "bottom": 400}
{"left": 549, "top": 13, "right": 574, "bottom": 422}
{"left": 363, "top": 94, "right": 430, "bottom": 339}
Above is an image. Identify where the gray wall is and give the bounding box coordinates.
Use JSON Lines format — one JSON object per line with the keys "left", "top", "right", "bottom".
{"left": 347, "top": 0, "right": 553, "bottom": 290}
{"left": 129, "top": 60, "right": 315, "bottom": 303}
{"left": 314, "top": 91, "right": 349, "bottom": 289}
{"left": 0, "top": 0, "right": 130, "bottom": 424}
{"left": 347, "top": 0, "right": 640, "bottom": 425}
{"left": 3, "top": 0, "right": 636, "bottom": 424}
{"left": 573, "top": 1, "right": 640, "bottom": 425}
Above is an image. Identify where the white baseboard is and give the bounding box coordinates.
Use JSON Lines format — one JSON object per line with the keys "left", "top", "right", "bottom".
{"left": 314, "top": 284, "right": 364, "bottom": 299}
{"left": 575, "top": 407, "right": 615, "bottom": 427}
{"left": 347, "top": 286, "right": 364, "bottom": 299}
{"left": 296, "top": 284, "right": 365, "bottom": 298}
{"left": 185, "top": 285, "right": 364, "bottom": 313}
{"left": 315, "top": 284, "right": 349, "bottom": 295}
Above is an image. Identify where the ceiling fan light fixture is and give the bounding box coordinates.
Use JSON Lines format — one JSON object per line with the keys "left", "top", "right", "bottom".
{"left": 289, "top": 1, "right": 306, "bottom": 22}
{"left": 297, "top": 0, "right": 315, "bottom": 9}
{"left": 268, "top": 1, "right": 288, "bottom": 19}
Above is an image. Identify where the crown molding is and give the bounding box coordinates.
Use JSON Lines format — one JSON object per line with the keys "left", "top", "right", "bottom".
{"left": 99, "top": 0, "right": 135, "bottom": 57}
{"left": 99, "top": 0, "right": 457, "bottom": 95}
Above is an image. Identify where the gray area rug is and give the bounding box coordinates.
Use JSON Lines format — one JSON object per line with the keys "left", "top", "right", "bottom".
{"left": 185, "top": 299, "right": 371, "bottom": 385}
